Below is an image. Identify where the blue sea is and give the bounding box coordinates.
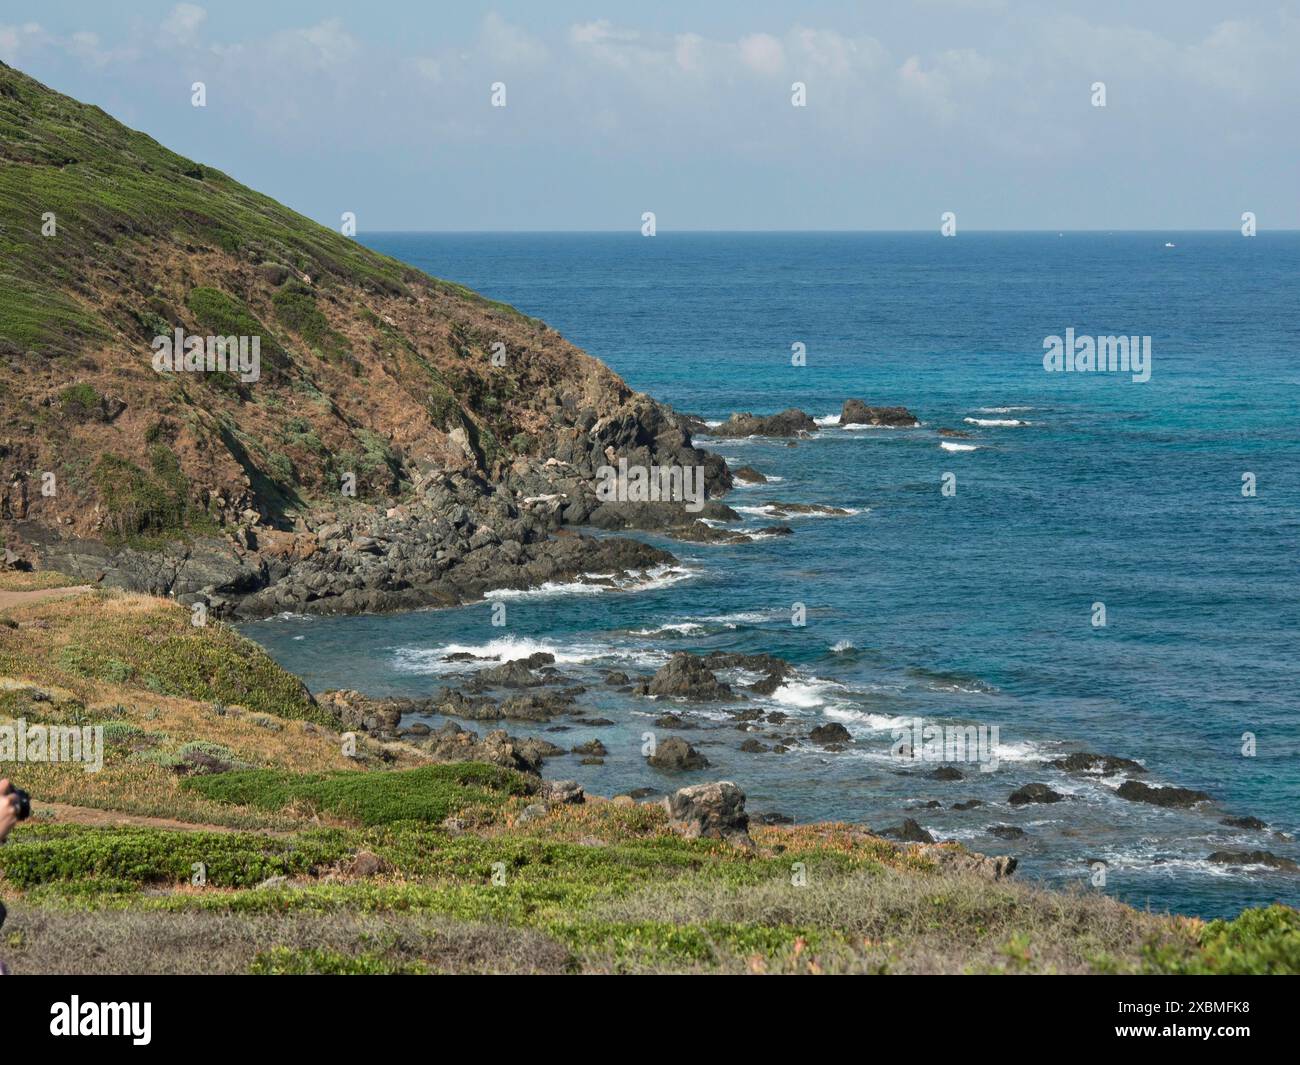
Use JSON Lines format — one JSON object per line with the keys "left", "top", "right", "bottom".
{"left": 244, "top": 232, "right": 1300, "bottom": 919}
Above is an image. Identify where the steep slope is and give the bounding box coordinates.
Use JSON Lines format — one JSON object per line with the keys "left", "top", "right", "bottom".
{"left": 0, "top": 62, "right": 729, "bottom": 615}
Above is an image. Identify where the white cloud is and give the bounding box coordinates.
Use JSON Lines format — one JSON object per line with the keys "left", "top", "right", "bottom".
{"left": 158, "top": 4, "right": 206, "bottom": 49}
{"left": 738, "top": 33, "right": 785, "bottom": 75}
{"left": 0, "top": 22, "right": 45, "bottom": 64}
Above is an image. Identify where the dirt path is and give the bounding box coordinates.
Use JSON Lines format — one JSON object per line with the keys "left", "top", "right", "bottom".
{"left": 37, "top": 801, "right": 290, "bottom": 836}
{"left": 0, "top": 585, "right": 93, "bottom": 610}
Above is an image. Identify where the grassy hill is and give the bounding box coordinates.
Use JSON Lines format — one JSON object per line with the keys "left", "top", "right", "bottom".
{"left": 0, "top": 60, "right": 641, "bottom": 546}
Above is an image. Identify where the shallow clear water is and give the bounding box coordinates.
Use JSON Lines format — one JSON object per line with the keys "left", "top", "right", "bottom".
{"left": 242, "top": 232, "right": 1300, "bottom": 919}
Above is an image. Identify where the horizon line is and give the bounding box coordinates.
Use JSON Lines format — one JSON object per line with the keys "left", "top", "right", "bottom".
{"left": 355, "top": 227, "right": 1297, "bottom": 235}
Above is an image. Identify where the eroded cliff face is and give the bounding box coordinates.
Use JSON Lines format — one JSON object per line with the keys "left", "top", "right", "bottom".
{"left": 0, "top": 62, "right": 730, "bottom": 614}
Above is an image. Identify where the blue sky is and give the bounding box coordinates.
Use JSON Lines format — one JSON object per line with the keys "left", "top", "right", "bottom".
{"left": 5, "top": 1, "right": 1298, "bottom": 230}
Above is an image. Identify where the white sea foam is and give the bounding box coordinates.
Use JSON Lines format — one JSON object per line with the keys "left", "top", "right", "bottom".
{"left": 631, "top": 621, "right": 705, "bottom": 636}
{"left": 964, "top": 417, "right": 1028, "bottom": 427}
{"left": 830, "top": 639, "right": 855, "bottom": 653}
{"left": 814, "top": 413, "right": 841, "bottom": 426}
{"left": 484, "top": 563, "right": 695, "bottom": 599}
{"left": 940, "top": 441, "right": 979, "bottom": 452}
{"left": 393, "top": 635, "right": 666, "bottom": 674}
{"left": 976, "top": 406, "right": 1033, "bottom": 414}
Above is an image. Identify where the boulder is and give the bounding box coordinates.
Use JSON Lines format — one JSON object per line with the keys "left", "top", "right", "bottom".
{"left": 541, "top": 779, "right": 585, "bottom": 805}
{"left": 880, "top": 817, "right": 934, "bottom": 843}
{"left": 648, "top": 654, "right": 734, "bottom": 701}
{"left": 647, "top": 736, "right": 710, "bottom": 771}
{"left": 809, "top": 722, "right": 851, "bottom": 745}
{"left": 663, "top": 781, "right": 752, "bottom": 846}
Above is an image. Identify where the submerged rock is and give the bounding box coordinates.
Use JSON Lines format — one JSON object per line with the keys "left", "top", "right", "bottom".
{"left": 1008, "top": 783, "right": 1063, "bottom": 806}
{"left": 1049, "top": 752, "right": 1146, "bottom": 776}
{"left": 1206, "top": 850, "right": 1298, "bottom": 872}
{"left": 1116, "top": 780, "right": 1211, "bottom": 808}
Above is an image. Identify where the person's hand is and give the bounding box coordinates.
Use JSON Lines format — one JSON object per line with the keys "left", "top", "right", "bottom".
{"left": 0, "top": 780, "right": 19, "bottom": 844}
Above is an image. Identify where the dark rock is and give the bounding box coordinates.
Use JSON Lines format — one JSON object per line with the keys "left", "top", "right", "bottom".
{"left": 810, "top": 722, "right": 851, "bottom": 745}
{"left": 1008, "top": 783, "right": 1063, "bottom": 806}
{"left": 1207, "top": 850, "right": 1298, "bottom": 872}
{"left": 571, "top": 739, "right": 607, "bottom": 757}
{"left": 1221, "top": 815, "right": 1268, "bottom": 830}
{"left": 1116, "top": 780, "right": 1211, "bottom": 808}
{"left": 987, "top": 824, "right": 1026, "bottom": 840}
{"left": 648, "top": 653, "right": 734, "bottom": 701}
{"left": 929, "top": 766, "right": 964, "bottom": 781}
{"left": 710, "top": 409, "right": 818, "bottom": 438}
{"left": 952, "top": 799, "right": 983, "bottom": 811}
{"left": 647, "top": 736, "right": 709, "bottom": 771}
{"left": 1049, "top": 752, "right": 1146, "bottom": 776}
{"left": 732, "top": 465, "right": 767, "bottom": 484}
{"left": 879, "top": 818, "right": 934, "bottom": 843}
{"left": 840, "top": 400, "right": 918, "bottom": 427}
{"left": 739, "top": 738, "right": 770, "bottom": 753}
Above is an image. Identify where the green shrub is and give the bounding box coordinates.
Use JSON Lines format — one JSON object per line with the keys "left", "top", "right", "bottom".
{"left": 183, "top": 763, "right": 534, "bottom": 826}
{"left": 0, "top": 826, "right": 352, "bottom": 888}
{"left": 1147, "top": 905, "right": 1300, "bottom": 974}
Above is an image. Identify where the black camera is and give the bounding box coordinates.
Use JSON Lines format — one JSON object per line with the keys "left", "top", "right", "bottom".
{"left": 10, "top": 787, "right": 29, "bottom": 821}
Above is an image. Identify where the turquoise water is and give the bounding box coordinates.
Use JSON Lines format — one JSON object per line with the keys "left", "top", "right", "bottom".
{"left": 244, "top": 232, "right": 1300, "bottom": 918}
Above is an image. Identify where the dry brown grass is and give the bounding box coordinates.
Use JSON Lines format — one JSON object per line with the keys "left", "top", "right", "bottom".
{"left": 0, "top": 907, "right": 573, "bottom": 975}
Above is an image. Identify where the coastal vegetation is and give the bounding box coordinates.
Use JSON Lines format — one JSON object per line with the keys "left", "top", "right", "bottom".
{"left": 0, "top": 576, "right": 1295, "bottom": 974}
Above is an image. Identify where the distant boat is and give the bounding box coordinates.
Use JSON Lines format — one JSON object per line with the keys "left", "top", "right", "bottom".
{"left": 1165, "top": 242, "right": 1176, "bottom": 248}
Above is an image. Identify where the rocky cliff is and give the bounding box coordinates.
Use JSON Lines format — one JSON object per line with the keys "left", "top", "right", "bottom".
{"left": 0, "top": 62, "right": 728, "bottom": 615}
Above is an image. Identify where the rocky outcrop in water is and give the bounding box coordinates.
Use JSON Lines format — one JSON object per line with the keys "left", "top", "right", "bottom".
{"left": 647, "top": 736, "right": 710, "bottom": 770}
{"left": 708, "top": 409, "right": 819, "bottom": 438}
{"left": 1116, "top": 780, "right": 1211, "bottom": 808}
{"left": 839, "top": 400, "right": 919, "bottom": 427}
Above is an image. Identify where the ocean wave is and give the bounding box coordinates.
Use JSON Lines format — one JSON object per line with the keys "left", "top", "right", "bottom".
{"left": 393, "top": 635, "right": 667, "bottom": 673}
{"left": 830, "top": 639, "right": 855, "bottom": 653}
{"left": 484, "top": 563, "right": 695, "bottom": 599}
{"left": 940, "top": 441, "right": 979, "bottom": 452}
{"left": 699, "top": 609, "right": 784, "bottom": 626}
{"left": 630, "top": 621, "right": 706, "bottom": 636}
{"left": 964, "top": 417, "right": 1029, "bottom": 427}
{"left": 733, "top": 504, "right": 862, "bottom": 519}
{"left": 976, "top": 406, "right": 1034, "bottom": 414}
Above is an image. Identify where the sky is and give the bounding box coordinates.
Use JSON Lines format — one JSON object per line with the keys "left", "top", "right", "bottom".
{"left": 3, "top": 1, "right": 1298, "bottom": 231}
